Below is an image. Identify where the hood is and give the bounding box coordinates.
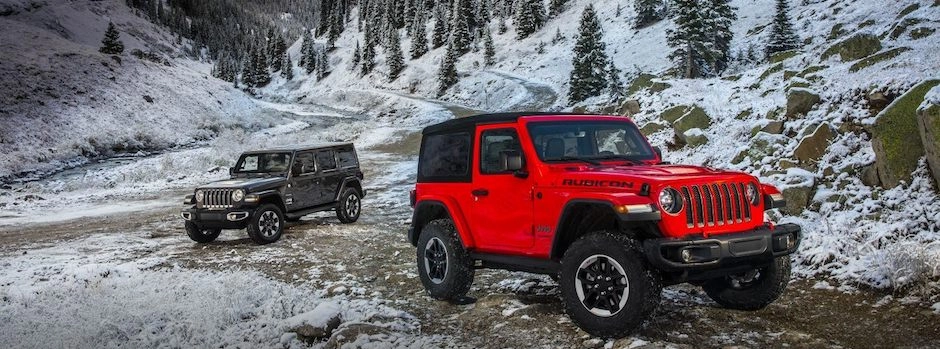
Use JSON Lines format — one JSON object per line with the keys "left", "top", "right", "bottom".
{"left": 550, "top": 164, "right": 755, "bottom": 188}
{"left": 197, "top": 177, "right": 286, "bottom": 192}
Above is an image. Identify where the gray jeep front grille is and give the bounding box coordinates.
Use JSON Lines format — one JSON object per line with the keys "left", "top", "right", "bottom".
{"left": 200, "top": 189, "right": 234, "bottom": 210}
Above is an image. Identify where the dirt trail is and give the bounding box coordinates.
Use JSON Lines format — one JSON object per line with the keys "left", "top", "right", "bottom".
{"left": 1, "top": 209, "right": 937, "bottom": 349}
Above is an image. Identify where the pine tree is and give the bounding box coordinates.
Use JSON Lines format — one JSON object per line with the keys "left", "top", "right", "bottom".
{"left": 387, "top": 29, "right": 406, "bottom": 81}
{"left": 607, "top": 59, "right": 624, "bottom": 99}
{"left": 549, "top": 0, "right": 567, "bottom": 17}
{"left": 281, "top": 52, "right": 294, "bottom": 80}
{"left": 432, "top": 4, "right": 448, "bottom": 48}
{"left": 305, "top": 41, "right": 318, "bottom": 74}
{"left": 270, "top": 34, "right": 286, "bottom": 72}
{"left": 361, "top": 32, "right": 376, "bottom": 76}
{"left": 99, "top": 22, "right": 125, "bottom": 55}
{"left": 438, "top": 43, "right": 459, "bottom": 96}
{"left": 316, "top": 47, "right": 329, "bottom": 80}
{"left": 449, "top": 0, "right": 472, "bottom": 55}
{"left": 667, "top": 0, "right": 719, "bottom": 78}
{"left": 568, "top": 5, "right": 609, "bottom": 103}
{"left": 351, "top": 40, "right": 361, "bottom": 70}
{"left": 240, "top": 47, "right": 256, "bottom": 87}
{"left": 410, "top": 10, "right": 429, "bottom": 59}
{"left": 254, "top": 44, "right": 271, "bottom": 86}
{"left": 634, "top": 0, "right": 664, "bottom": 29}
{"left": 483, "top": 27, "right": 496, "bottom": 66}
{"left": 478, "top": 0, "right": 492, "bottom": 28}
{"left": 765, "top": 0, "right": 799, "bottom": 58}
{"left": 514, "top": 0, "right": 546, "bottom": 40}
{"left": 299, "top": 30, "right": 313, "bottom": 68}
{"left": 709, "top": 0, "right": 737, "bottom": 75}
{"left": 552, "top": 28, "right": 564, "bottom": 44}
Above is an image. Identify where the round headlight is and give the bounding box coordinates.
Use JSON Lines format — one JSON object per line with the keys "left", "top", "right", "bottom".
{"left": 231, "top": 189, "right": 245, "bottom": 202}
{"left": 746, "top": 183, "right": 759, "bottom": 206}
{"left": 195, "top": 190, "right": 205, "bottom": 202}
{"left": 659, "top": 188, "right": 683, "bottom": 215}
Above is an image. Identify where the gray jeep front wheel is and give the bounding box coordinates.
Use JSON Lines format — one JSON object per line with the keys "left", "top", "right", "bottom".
{"left": 246, "top": 204, "right": 284, "bottom": 244}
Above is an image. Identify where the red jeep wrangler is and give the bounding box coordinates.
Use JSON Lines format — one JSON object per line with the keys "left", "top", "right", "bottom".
{"left": 407, "top": 113, "right": 800, "bottom": 337}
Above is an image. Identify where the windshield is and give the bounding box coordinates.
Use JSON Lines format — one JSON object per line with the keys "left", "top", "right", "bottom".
{"left": 233, "top": 152, "right": 293, "bottom": 174}
{"left": 527, "top": 121, "right": 656, "bottom": 163}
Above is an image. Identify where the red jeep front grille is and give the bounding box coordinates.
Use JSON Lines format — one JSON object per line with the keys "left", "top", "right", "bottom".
{"left": 680, "top": 182, "right": 751, "bottom": 228}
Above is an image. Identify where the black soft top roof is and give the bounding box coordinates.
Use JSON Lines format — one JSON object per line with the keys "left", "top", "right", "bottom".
{"left": 421, "top": 112, "right": 600, "bottom": 135}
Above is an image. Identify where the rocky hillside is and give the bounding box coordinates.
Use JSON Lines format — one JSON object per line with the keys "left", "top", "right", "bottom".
{"left": 0, "top": 0, "right": 265, "bottom": 181}
{"left": 259, "top": 0, "right": 940, "bottom": 297}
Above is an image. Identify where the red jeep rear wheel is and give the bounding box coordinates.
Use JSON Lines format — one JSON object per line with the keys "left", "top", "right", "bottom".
{"left": 416, "top": 219, "right": 474, "bottom": 301}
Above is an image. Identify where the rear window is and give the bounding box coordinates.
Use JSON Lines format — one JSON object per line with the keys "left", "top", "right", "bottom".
{"left": 336, "top": 147, "right": 358, "bottom": 168}
{"left": 418, "top": 132, "right": 472, "bottom": 182}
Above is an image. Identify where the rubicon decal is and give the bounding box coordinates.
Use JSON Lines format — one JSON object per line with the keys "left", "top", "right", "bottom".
{"left": 562, "top": 179, "right": 634, "bottom": 188}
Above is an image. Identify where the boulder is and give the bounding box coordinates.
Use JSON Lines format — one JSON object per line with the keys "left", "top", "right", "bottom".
{"left": 861, "top": 164, "right": 880, "bottom": 187}
{"left": 867, "top": 91, "right": 892, "bottom": 110}
{"left": 640, "top": 122, "right": 667, "bottom": 136}
{"left": 285, "top": 303, "right": 343, "bottom": 342}
{"left": 762, "top": 120, "right": 785, "bottom": 134}
{"left": 872, "top": 80, "right": 940, "bottom": 187}
{"left": 627, "top": 73, "right": 670, "bottom": 96}
{"left": 619, "top": 99, "right": 641, "bottom": 115}
{"left": 324, "top": 324, "right": 392, "bottom": 349}
{"left": 672, "top": 107, "right": 712, "bottom": 141}
{"left": 769, "top": 50, "right": 799, "bottom": 63}
{"left": 917, "top": 98, "right": 940, "bottom": 187}
{"left": 683, "top": 129, "right": 709, "bottom": 147}
{"left": 910, "top": 27, "right": 935, "bottom": 40}
{"left": 786, "top": 88, "right": 821, "bottom": 118}
{"left": 821, "top": 33, "right": 882, "bottom": 61}
{"left": 782, "top": 180, "right": 816, "bottom": 215}
{"left": 660, "top": 105, "right": 691, "bottom": 123}
{"left": 793, "top": 123, "right": 836, "bottom": 165}
{"left": 849, "top": 47, "right": 911, "bottom": 72}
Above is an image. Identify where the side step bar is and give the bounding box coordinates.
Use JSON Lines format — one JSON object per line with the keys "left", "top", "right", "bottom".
{"left": 284, "top": 203, "right": 338, "bottom": 220}
{"left": 469, "top": 253, "right": 560, "bottom": 275}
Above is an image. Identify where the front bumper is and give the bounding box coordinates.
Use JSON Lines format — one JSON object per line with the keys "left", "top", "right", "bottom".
{"left": 642, "top": 223, "right": 801, "bottom": 271}
{"left": 181, "top": 207, "right": 254, "bottom": 229}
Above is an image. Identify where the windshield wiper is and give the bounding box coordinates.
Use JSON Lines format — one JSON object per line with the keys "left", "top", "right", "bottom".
{"left": 548, "top": 156, "right": 602, "bottom": 166}
{"left": 593, "top": 154, "right": 644, "bottom": 165}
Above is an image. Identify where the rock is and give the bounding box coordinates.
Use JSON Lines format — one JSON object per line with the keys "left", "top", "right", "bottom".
{"left": 660, "top": 105, "right": 689, "bottom": 123}
{"left": 821, "top": 33, "right": 882, "bottom": 61}
{"left": 627, "top": 73, "right": 670, "bottom": 95}
{"left": 324, "top": 324, "right": 392, "bottom": 349}
{"left": 619, "top": 99, "right": 641, "bottom": 115}
{"left": 758, "top": 63, "right": 783, "bottom": 82}
{"left": 798, "top": 65, "right": 828, "bottom": 78}
{"left": 897, "top": 3, "right": 920, "bottom": 18}
{"left": 872, "top": 80, "right": 940, "bottom": 187}
{"left": 769, "top": 50, "right": 798, "bottom": 63}
{"left": 828, "top": 23, "right": 846, "bottom": 40}
{"left": 142, "top": 95, "right": 153, "bottom": 103}
{"left": 762, "top": 120, "right": 785, "bottom": 134}
{"left": 782, "top": 182, "right": 815, "bottom": 214}
{"left": 778, "top": 159, "right": 799, "bottom": 169}
{"left": 683, "top": 129, "right": 708, "bottom": 147}
{"left": 917, "top": 100, "right": 940, "bottom": 187}
{"left": 910, "top": 27, "right": 935, "bottom": 40}
{"left": 867, "top": 91, "right": 892, "bottom": 110}
{"left": 794, "top": 123, "right": 836, "bottom": 165}
{"left": 786, "top": 88, "right": 821, "bottom": 118}
{"left": 639, "top": 122, "right": 667, "bottom": 136}
{"left": 861, "top": 164, "right": 881, "bottom": 186}
{"left": 849, "top": 47, "right": 911, "bottom": 72}
{"left": 785, "top": 80, "right": 811, "bottom": 91}
{"left": 783, "top": 70, "right": 798, "bottom": 80}
{"left": 572, "top": 106, "right": 587, "bottom": 114}
{"left": 285, "top": 303, "right": 343, "bottom": 342}
{"left": 672, "top": 107, "right": 712, "bottom": 141}
{"left": 887, "top": 18, "right": 925, "bottom": 40}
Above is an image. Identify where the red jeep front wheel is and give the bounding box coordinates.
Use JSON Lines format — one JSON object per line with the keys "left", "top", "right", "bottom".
{"left": 560, "top": 232, "right": 661, "bottom": 338}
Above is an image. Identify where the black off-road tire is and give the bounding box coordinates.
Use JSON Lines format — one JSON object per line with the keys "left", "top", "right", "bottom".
{"left": 185, "top": 221, "right": 220, "bottom": 243}
{"left": 246, "top": 204, "right": 284, "bottom": 245}
{"left": 336, "top": 188, "right": 361, "bottom": 224}
{"left": 560, "top": 232, "right": 661, "bottom": 338}
{"left": 703, "top": 255, "right": 792, "bottom": 311}
{"left": 416, "top": 219, "right": 474, "bottom": 301}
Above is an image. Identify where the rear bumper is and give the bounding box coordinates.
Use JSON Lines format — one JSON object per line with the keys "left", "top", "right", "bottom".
{"left": 181, "top": 208, "right": 253, "bottom": 229}
{"left": 642, "top": 223, "right": 801, "bottom": 271}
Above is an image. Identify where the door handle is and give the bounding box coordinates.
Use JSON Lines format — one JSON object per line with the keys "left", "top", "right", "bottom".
{"left": 471, "top": 188, "right": 489, "bottom": 197}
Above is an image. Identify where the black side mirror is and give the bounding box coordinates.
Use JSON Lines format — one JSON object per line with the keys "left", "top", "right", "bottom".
{"left": 501, "top": 151, "right": 529, "bottom": 178}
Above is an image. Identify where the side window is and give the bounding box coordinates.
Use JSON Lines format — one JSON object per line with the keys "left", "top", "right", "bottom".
{"left": 294, "top": 152, "right": 316, "bottom": 174}
{"left": 316, "top": 150, "right": 337, "bottom": 171}
{"left": 419, "top": 132, "right": 472, "bottom": 181}
{"left": 336, "top": 147, "right": 358, "bottom": 168}
{"left": 480, "top": 129, "right": 522, "bottom": 174}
